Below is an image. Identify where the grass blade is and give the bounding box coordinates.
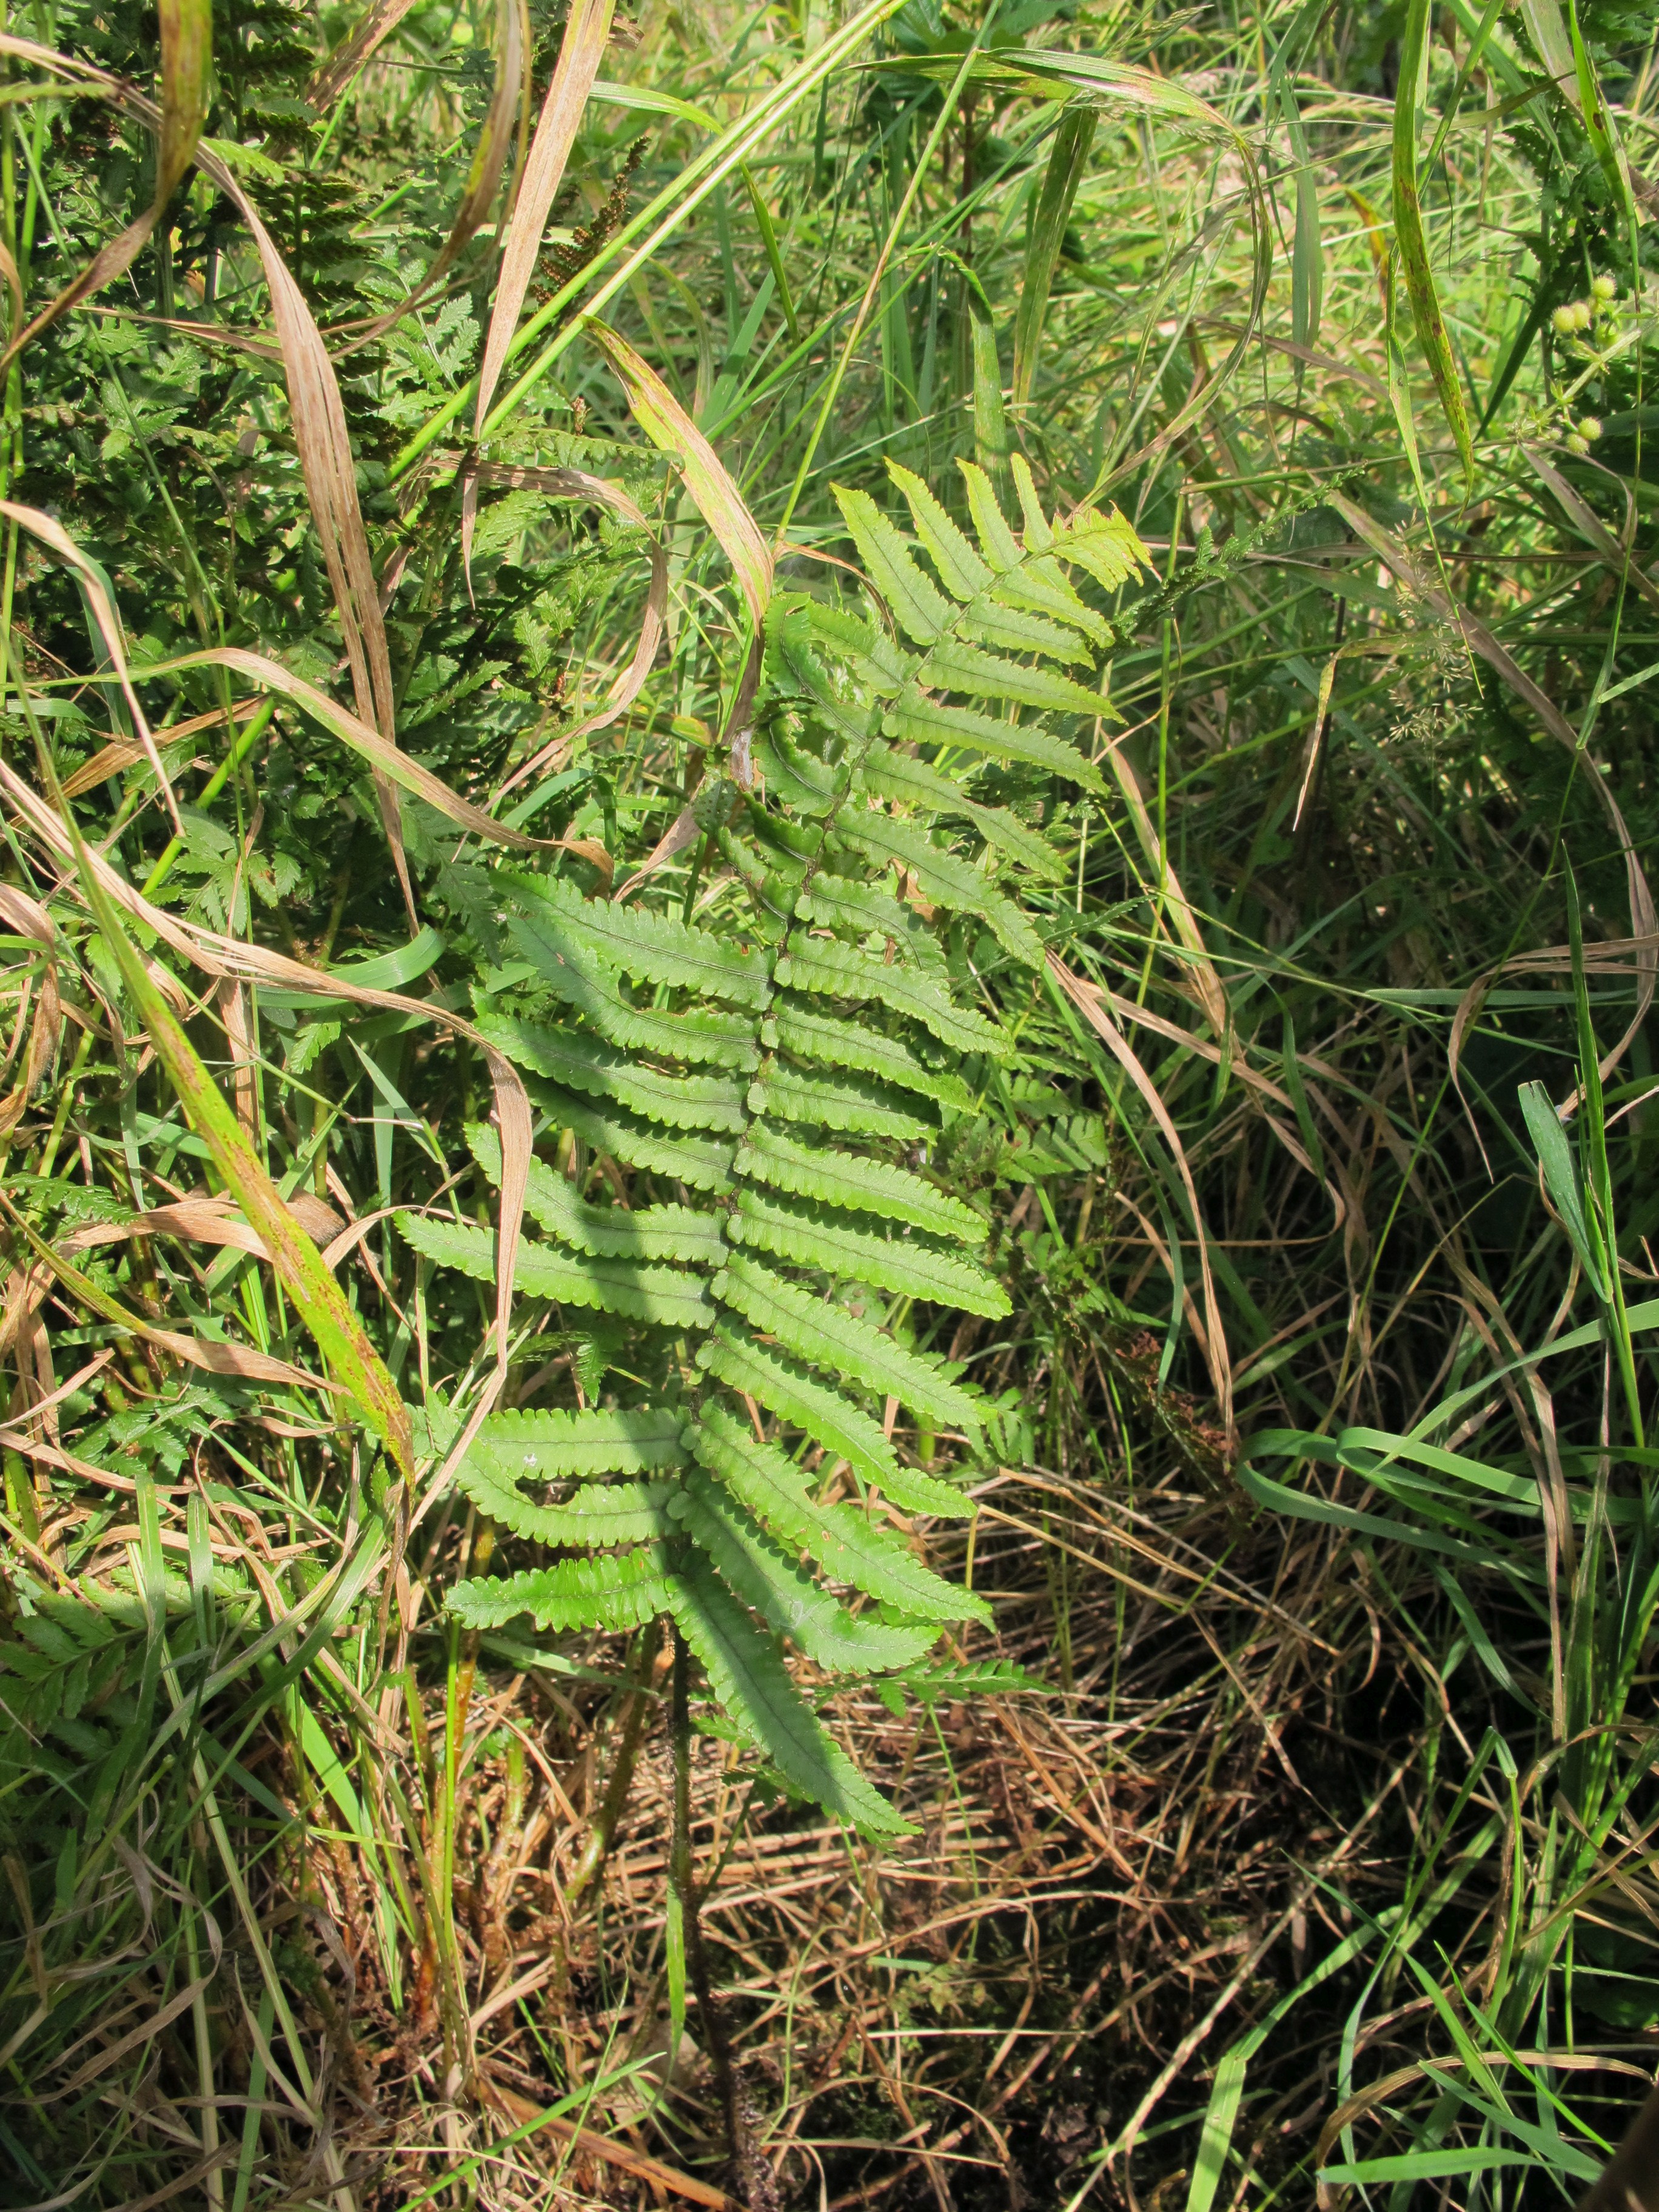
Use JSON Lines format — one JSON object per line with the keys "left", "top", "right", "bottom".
{"left": 1391, "top": 0, "right": 1474, "bottom": 486}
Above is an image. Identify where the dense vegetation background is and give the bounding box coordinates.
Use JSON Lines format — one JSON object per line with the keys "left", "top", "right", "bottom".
{"left": 0, "top": 0, "right": 1656, "bottom": 2204}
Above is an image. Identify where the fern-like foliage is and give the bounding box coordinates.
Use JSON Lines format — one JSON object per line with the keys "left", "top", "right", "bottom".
{"left": 403, "top": 457, "right": 1148, "bottom": 1834}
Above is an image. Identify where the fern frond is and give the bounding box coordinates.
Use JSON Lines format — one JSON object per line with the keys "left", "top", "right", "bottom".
{"left": 747, "top": 1065, "right": 933, "bottom": 1144}
{"left": 775, "top": 939, "right": 1011, "bottom": 1059}
{"left": 765, "top": 1003, "right": 974, "bottom": 1110}
{"left": 469, "top": 1127, "right": 725, "bottom": 1265}
{"left": 506, "top": 871, "right": 769, "bottom": 1007}
{"left": 504, "top": 920, "right": 760, "bottom": 1069}
{"left": 691, "top": 1404, "right": 988, "bottom": 1623}
{"left": 477, "top": 1014, "right": 748, "bottom": 1133}
{"left": 418, "top": 450, "right": 1150, "bottom": 1831}
{"left": 729, "top": 1190, "right": 1010, "bottom": 1318}
{"left": 700, "top": 1322, "right": 968, "bottom": 1513}
{"left": 458, "top": 1403, "right": 689, "bottom": 1480}
{"left": 860, "top": 747, "right": 1067, "bottom": 885}
{"left": 666, "top": 1555, "right": 911, "bottom": 1836}
{"left": 834, "top": 809, "right": 1044, "bottom": 967}
{"left": 793, "top": 874, "right": 948, "bottom": 969}
{"left": 450, "top": 1546, "right": 674, "bottom": 1631}
{"left": 735, "top": 1121, "right": 985, "bottom": 1244}
{"left": 712, "top": 1254, "right": 982, "bottom": 1433}
{"left": 458, "top": 1474, "right": 676, "bottom": 1547}
{"left": 397, "top": 1214, "right": 715, "bottom": 1329}
{"left": 884, "top": 694, "right": 1105, "bottom": 789}
{"left": 529, "top": 1082, "right": 737, "bottom": 1193}
{"left": 678, "top": 1472, "right": 941, "bottom": 1672}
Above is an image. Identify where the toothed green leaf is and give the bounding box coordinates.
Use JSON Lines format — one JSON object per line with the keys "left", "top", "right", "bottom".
{"left": 504, "top": 870, "right": 769, "bottom": 1008}
{"left": 917, "top": 639, "right": 1104, "bottom": 717}
{"left": 450, "top": 1546, "right": 674, "bottom": 1631}
{"left": 884, "top": 697, "right": 1105, "bottom": 788}
{"left": 765, "top": 1002, "right": 975, "bottom": 1110}
{"left": 678, "top": 1467, "right": 943, "bottom": 1669}
{"left": 700, "top": 1322, "right": 968, "bottom": 1512}
{"left": 458, "top": 1473, "right": 677, "bottom": 1547}
{"left": 794, "top": 873, "right": 948, "bottom": 969}
{"left": 529, "top": 1081, "right": 737, "bottom": 1193}
{"left": 748, "top": 1064, "right": 933, "bottom": 1144}
{"left": 397, "top": 1214, "right": 715, "bottom": 1329}
{"left": 775, "top": 937, "right": 1011, "bottom": 1060}
{"left": 477, "top": 1014, "right": 748, "bottom": 1133}
{"left": 690, "top": 1404, "right": 988, "bottom": 1623}
{"left": 859, "top": 747, "right": 1067, "bottom": 883}
{"left": 712, "top": 1253, "right": 982, "bottom": 1432}
{"left": 833, "top": 483, "right": 954, "bottom": 644}
{"left": 469, "top": 1127, "right": 726, "bottom": 1266}
{"left": 666, "top": 1553, "right": 912, "bottom": 1835}
{"left": 885, "top": 461, "right": 992, "bottom": 601}
{"left": 736, "top": 1121, "right": 987, "bottom": 1243}
{"left": 834, "top": 809, "right": 1044, "bottom": 967}
{"left": 731, "top": 1190, "right": 1009, "bottom": 1318}
{"left": 455, "top": 1403, "right": 690, "bottom": 1481}
{"left": 503, "top": 916, "right": 760, "bottom": 1069}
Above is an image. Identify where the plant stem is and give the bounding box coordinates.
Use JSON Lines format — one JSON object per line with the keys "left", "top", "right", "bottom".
{"left": 669, "top": 1623, "right": 776, "bottom": 2210}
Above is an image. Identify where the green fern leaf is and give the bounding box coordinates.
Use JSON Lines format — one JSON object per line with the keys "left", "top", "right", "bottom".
{"left": 450, "top": 1545, "right": 674, "bottom": 1631}
{"left": 699, "top": 1324, "right": 973, "bottom": 1517}
{"left": 834, "top": 809, "right": 1044, "bottom": 967}
{"left": 764, "top": 1003, "right": 974, "bottom": 1110}
{"left": 957, "top": 458, "right": 1023, "bottom": 570}
{"left": 691, "top": 1404, "right": 988, "bottom": 1623}
{"left": 883, "top": 461, "right": 993, "bottom": 602}
{"left": 859, "top": 746, "right": 1067, "bottom": 884}
{"left": 529, "top": 1081, "right": 737, "bottom": 1193}
{"left": 736, "top": 1121, "right": 986, "bottom": 1244}
{"left": 793, "top": 874, "right": 948, "bottom": 970}
{"left": 458, "top": 1473, "right": 677, "bottom": 1547}
{"left": 503, "top": 922, "right": 760, "bottom": 1070}
{"left": 477, "top": 1014, "right": 748, "bottom": 1133}
{"left": 457, "top": 1402, "right": 689, "bottom": 1480}
{"left": 468, "top": 1127, "right": 725, "bottom": 1266}
{"left": 396, "top": 1215, "right": 715, "bottom": 1329}
{"left": 884, "top": 695, "right": 1105, "bottom": 790}
{"left": 712, "top": 1253, "right": 982, "bottom": 1432}
{"left": 729, "top": 1190, "right": 1010, "bottom": 1318}
{"left": 917, "top": 639, "right": 1104, "bottom": 718}
{"left": 505, "top": 871, "right": 769, "bottom": 1008}
{"left": 677, "top": 1470, "right": 942, "bottom": 1671}
{"left": 774, "top": 940, "right": 1011, "bottom": 1060}
{"left": 747, "top": 1065, "right": 933, "bottom": 1144}
{"left": 666, "top": 1554, "right": 911, "bottom": 1836}
{"left": 832, "top": 484, "right": 954, "bottom": 644}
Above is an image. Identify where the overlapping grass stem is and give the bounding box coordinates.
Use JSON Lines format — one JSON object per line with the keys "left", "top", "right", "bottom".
{"left": 0, "top": 0, "right": 1655, "bottom": 2205}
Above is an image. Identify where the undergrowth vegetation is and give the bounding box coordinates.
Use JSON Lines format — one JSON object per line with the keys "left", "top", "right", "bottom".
{"left": 1, "top": 0, "right": 1657, "bottom": 2204}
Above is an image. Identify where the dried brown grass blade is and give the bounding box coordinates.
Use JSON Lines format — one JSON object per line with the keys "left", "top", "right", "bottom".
{"left": 0, "top": 1191, "right": 340, "bottom": 1392}
{"left": 0, "top": 501, "right": 182, "bottom": 831}
{"left": 0, "top": 0, "right": 209, "bottom": 370}
{"left": 587, "top": 317, "right": 774, "bottom": 634}
{"left": 1047, "top": 951, "right": 1234, "bottom": 1438}
{"left": 346, "top": 0, "right": 527, "bottom": 344}
{"left": 473, "top": 0, "right": 615, "bottom": 445}
{"left": 307, "top": 0, "right": 423, "bottom": 109}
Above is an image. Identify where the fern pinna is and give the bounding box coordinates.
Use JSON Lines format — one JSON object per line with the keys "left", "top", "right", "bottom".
{"left": 401, "top": 455, "right": 1147, "bottom": 1834}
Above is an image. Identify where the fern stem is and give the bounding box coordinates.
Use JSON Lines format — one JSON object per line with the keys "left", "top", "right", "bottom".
{"left": 669, "top": 1622, "right": 770, "bottom": 2207}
